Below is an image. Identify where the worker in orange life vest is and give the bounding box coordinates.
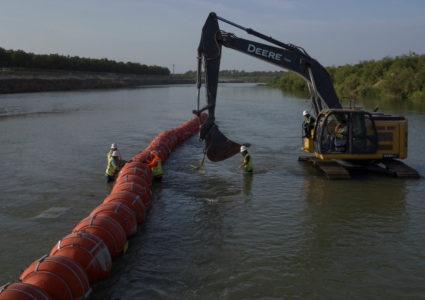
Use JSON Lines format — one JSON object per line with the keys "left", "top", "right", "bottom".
{"left": 145, "top": 150, "right": 164, "bottom": 180}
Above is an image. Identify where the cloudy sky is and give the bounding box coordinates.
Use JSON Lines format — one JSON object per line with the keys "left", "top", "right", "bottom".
{"left": 1, "top": 0, "right": 424, "bottom": 73}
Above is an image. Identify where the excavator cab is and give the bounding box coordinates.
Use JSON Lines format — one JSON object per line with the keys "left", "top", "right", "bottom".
{"left": 311, "top": 109, "right": 378, "bottom": 157}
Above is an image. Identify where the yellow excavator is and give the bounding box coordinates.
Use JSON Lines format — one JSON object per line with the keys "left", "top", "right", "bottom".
{"left": 193, "top": 12, "right": 418, "bottom": 179}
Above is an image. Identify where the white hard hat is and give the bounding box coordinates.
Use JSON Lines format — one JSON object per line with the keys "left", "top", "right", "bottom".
{"left": 240, "top": 145, "right": 248, "bottom": 152}
{"left": 111, "top": 151, "right": 119, "bottom": 157}
{"left": 303, "top": 110, "right": 309, "bottom": 116}
{"left": 111, "top": 143, "right": 118, "bottom": 149}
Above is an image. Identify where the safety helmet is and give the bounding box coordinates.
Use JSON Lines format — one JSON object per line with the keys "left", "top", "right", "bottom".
{"left": 111, "top": 143, "right": 118, "bottom": 149}
{"left": 111, "top": 151, "right": 119, "bottom": 157}
{"left": 303, "top": 110, "right": 309, "bottom": 116}
{"left": 240, "top": 145, "right": 248, "bottom": 152}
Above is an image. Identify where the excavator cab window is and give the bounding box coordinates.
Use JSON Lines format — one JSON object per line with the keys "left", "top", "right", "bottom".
{"left": 314, "top": 111, "right": 378, "bottom": 154}
{"left": 351, "top": 112, "right": 378, "bottom": 154}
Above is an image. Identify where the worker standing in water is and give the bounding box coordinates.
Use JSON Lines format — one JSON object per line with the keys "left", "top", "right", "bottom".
{"left": 107, "top": 143, "right": 121, "bottom": 161}
{"left": 238, "top": 145, "right": 253, "bottom": 172}
{"left": 145, "top": 150, "right": 164, "bottom": 180}
{"left": 105, "top": 151, "right": 122, "bottom": 183}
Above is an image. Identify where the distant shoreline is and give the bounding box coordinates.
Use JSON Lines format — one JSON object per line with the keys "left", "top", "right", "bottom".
{"left": 0, "top": 69, "right": 195, "bottom": 94}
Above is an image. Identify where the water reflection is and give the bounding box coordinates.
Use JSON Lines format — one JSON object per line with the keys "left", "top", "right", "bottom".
{"left": 293, "top": 176, "right": 407, "bottom": 296}
{"left": 241, "top": 173, "right": 253, "bottom": 196}
{"left": 302, "top": 176, "right": 406, "bottom": 217}
{"left": 151, "top": 181, "right": 163, "bottom": 203}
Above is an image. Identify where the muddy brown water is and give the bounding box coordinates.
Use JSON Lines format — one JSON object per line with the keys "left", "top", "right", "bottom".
{"left": 1, "top": 84, "right": 425, "bottom": 299}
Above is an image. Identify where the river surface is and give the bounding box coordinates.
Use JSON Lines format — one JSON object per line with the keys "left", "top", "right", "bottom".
{"left": 1, "top": 84, "right": 425, "bottom": 299}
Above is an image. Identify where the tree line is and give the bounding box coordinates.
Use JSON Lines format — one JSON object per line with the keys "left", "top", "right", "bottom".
{"left": 0, "top": 47, "right": 170, "bottom": 75}
{"left": 269, "top": 53, "right": 425, "bottom": 102}
{"left": 180, "top": 69, "right": 284, "bottom": 83}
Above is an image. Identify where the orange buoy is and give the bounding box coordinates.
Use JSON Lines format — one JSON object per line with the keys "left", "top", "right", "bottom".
{"left": 72, "top": 215, "right": 127, "bottom": 258}
{"left": 103, "top": 191, "right": 147, "bottom": 222}
{"left": 0, "top": 282, "right": 51, "bottom": 299}
{"left": 126, "top": 157, "right": 143, "bottom": 163}
{"left": 118, "top": 167, "right": 152, "bottom": 183}
{"left": 131, "top": 149, "right": 150, "bottom": 162}
{"left": 168, "top": 132, "right": 179, "bottom": 145}
{"left": 121, "top": 161, "right": 146, "bottom": 171}
{"left": 111, "top": 182, "right": 150, "bottom": 209}
{"left": 19, "top": 255, "right": 90, "bottom": 300}
{"left": 89, "top": 202, "right": 138, "bottom": 237}
{"left": 175, "top": 130, "right": 185, "bottom": 142}
{"left": 155, "top": 143, "right": 171, "bottom": 157}
{"left": 49, "top": 231, "right": 112, "bottom": 283}
{"left": 121, "top": 161, "right": 151, "bottom": 174}
{"left": 115, "top": 174, "right": 150, "bottom": 189}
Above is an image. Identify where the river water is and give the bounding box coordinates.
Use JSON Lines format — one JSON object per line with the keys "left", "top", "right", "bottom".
{"left": 1, "top": 84, "right": 425, "bottom": 299}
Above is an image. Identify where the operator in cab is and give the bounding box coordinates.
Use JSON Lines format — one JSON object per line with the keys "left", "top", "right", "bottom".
{"left": 238, "top": 145, "right": 253, "bottom": 172}
{"left": 303, "top": 110, "right": 316, "bottom": 138}
{"left": 145, "top": 150, "right": 164, "bottom": 180}
{"left": 105, "top": 151, "right": 122, "bottom": 183}
{"left": 334, "top": 119, "right": 348, "bottom": 152}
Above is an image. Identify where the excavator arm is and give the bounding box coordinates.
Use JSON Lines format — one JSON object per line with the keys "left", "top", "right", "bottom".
{"left": 195, "top": 12, "right": 341, "bottom": 162}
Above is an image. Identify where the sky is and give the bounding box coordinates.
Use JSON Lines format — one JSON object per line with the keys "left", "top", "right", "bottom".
{"left": 1, "top": 0, "right": 424, "bottom": 73}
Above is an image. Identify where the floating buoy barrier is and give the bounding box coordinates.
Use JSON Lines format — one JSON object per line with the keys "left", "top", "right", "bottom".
{"left": 19, "top": 255, "right": 91, "bottom": 300}
{"left": 89, "top": 202, "right": 138, "bottom": 237}
{"left": 111, "top": 182, "right": 151, "bottom": 209}
{"left": 0, "top": 113, "right": 207, "bottom": 300}
{"left": 115, "top": 174, "right": 150, "bottom": 189}
{"left": 72, "top": 215, "right": 128, "bottom": 258}
{"left": 49, "top": 231, "right": 112, "bottom": 283}
{"left": 103, "top": 191, "right": 147, "bottom": 223}
{"left": 0, "top": 282, "right": 51, "bottom": 300}
{"left": 118, "top": 168, "right": 152, "bottom": 184}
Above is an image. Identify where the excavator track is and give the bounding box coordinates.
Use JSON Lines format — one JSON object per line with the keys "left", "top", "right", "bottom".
{"left": 381, "top": 159, "right": 420, "bottom": 178}
{"left": 299, "top": 156, "right": 420, "bottom": 179}
{"left": 298, "top": 156, "right": 350, "bottom": 179}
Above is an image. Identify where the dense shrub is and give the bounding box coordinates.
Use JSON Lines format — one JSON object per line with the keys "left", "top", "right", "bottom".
{"left": 0, "top": 47, "right": 170, "bottom": 75}
{"left": 268, "top": 53, "right": 425, "bottom": 101}
{"left": 180, "top": 69, "right": 284, "bottom": 83}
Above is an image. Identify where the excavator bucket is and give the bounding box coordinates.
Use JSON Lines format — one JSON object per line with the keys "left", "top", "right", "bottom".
{"left": 199, "top": 118, "right": 244, "bottom": 162}
{"left": 204, "top": 123, "right": 241, "bottom": 161}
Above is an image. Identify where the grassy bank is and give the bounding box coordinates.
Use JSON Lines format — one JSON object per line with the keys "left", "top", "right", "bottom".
{"left": 177, "top": 70, "right": 284, "bottom": 83}
{"left": 0, "top": 47, "right": 190, "bottom": 93}
{"left": 0, "top": 68, "right": 193, "bottom": 94}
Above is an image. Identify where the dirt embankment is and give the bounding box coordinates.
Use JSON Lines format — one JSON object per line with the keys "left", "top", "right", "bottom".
{"left": 0, "top": 70, "right": 194, "bottom": 94}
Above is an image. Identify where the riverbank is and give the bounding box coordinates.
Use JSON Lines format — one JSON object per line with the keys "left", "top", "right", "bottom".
{"left": 269, "top": 53, "right": 425, "bottom": 102}
{"left": 0, "top": 69, "right": 194, "bottom": 94}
